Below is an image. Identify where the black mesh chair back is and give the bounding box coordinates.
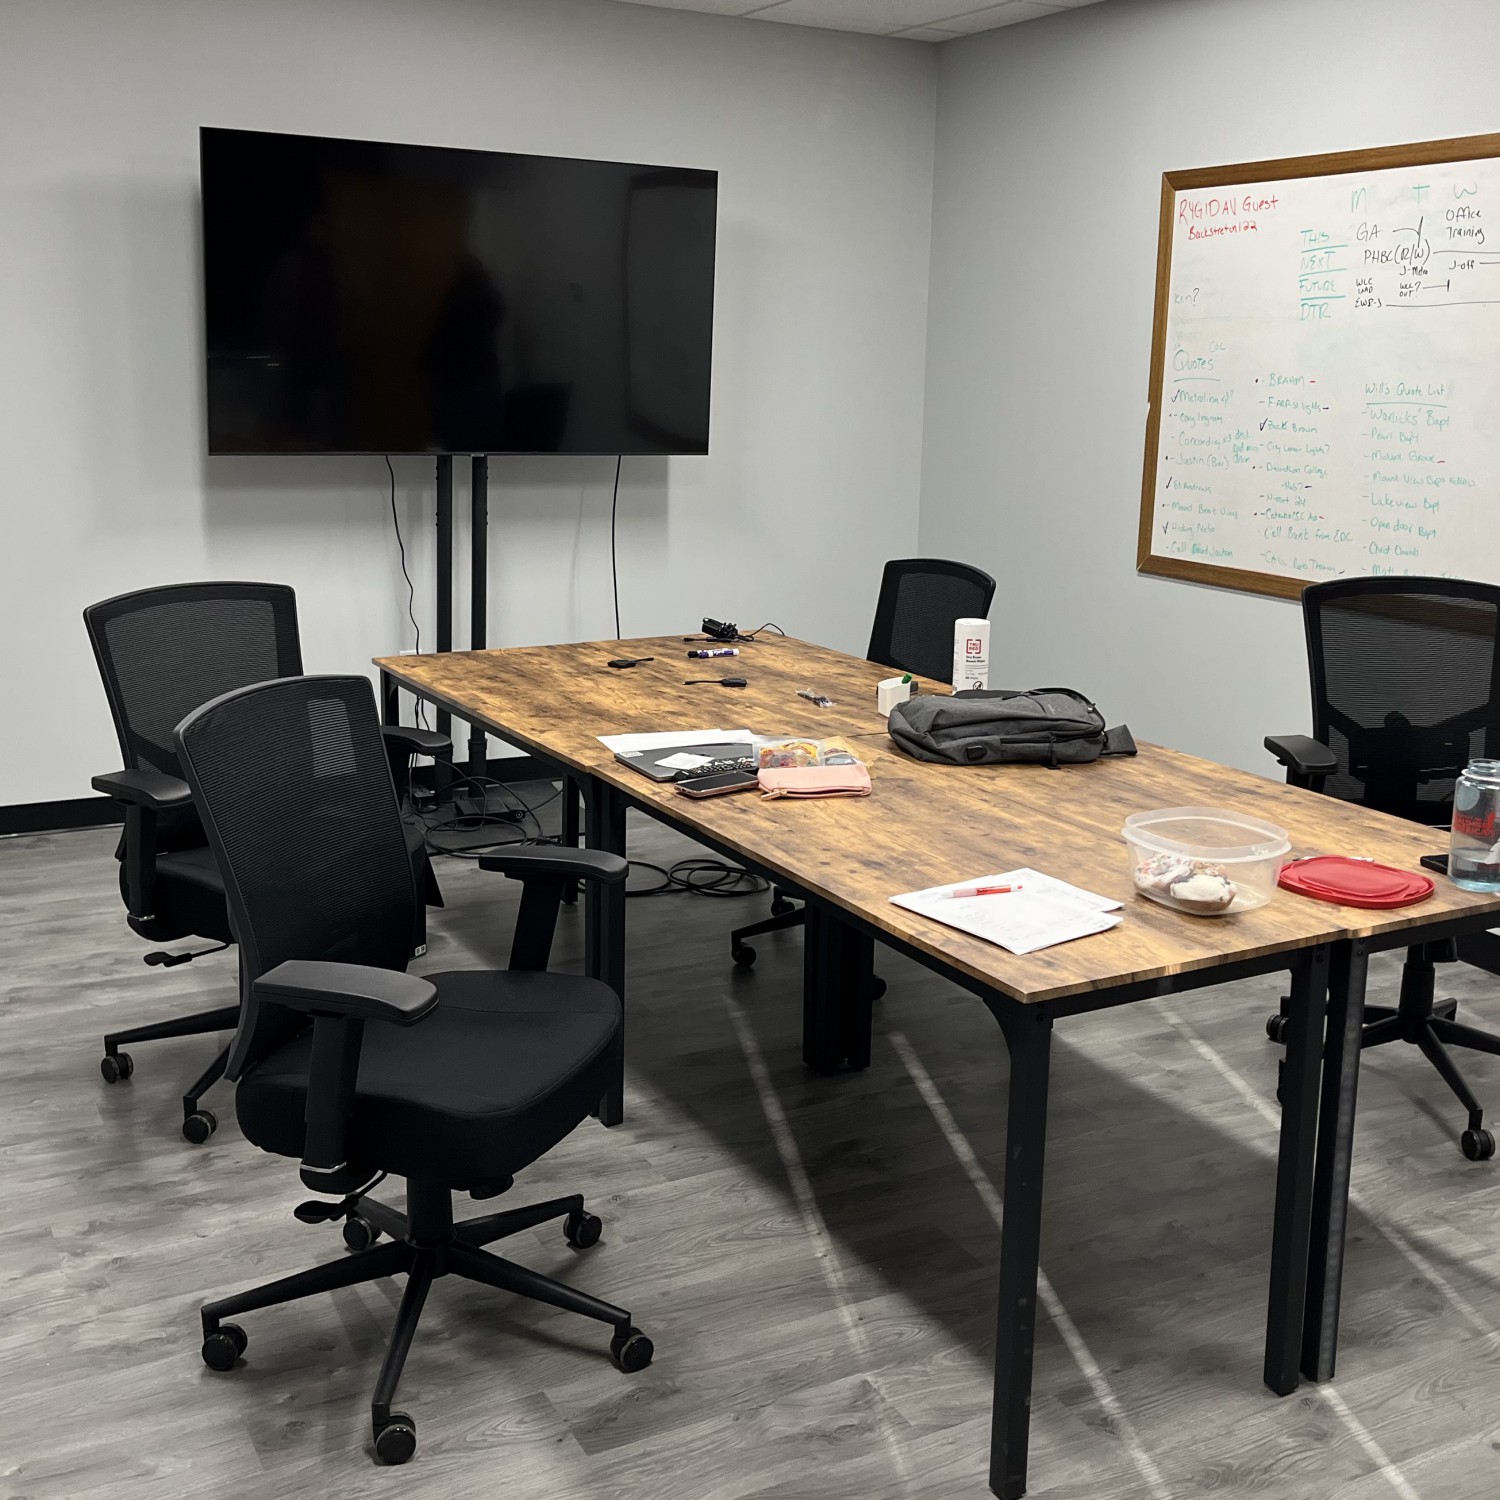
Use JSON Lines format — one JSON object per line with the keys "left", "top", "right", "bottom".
{"left": 1304, "top": 578, "right": 1500, "bottom": 825}
{"left": 865, "top": 558, "right": 997, "bottom": 683}
{"left": 85, "top": 583, "right": 303, "bottom": 846}
{"left": 175, "top": 675, "right": 418, "bottom": 1079}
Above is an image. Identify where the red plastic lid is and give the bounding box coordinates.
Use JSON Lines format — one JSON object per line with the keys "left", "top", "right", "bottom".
{"left": 1278, "top": 856, "right": 1434, "bottom": 909}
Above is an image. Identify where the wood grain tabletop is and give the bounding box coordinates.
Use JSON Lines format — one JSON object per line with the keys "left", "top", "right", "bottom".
{"left": 376, "top": 634, "right": 1500, "bottom": 1004}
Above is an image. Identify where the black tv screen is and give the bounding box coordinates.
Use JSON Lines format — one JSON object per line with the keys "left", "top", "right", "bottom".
{"left": 200, "top": 127, "right": 717, "bottom": 455}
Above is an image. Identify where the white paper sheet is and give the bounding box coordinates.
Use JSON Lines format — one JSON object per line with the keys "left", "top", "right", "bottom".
{"left": 657, "top": 751, "right": 713, "bottom": 771}
{"left": 598, "top": 728, "right": 754, "bottom": 755}
{"left": 890, "top": 868, "right": 1122, "bottom": 956}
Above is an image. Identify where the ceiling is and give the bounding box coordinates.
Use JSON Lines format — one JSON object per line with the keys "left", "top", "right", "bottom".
{"left": 605, "top": 0, "right": 1105, "bottom": 44}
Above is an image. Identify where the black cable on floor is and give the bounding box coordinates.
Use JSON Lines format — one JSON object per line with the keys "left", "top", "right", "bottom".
{"left": 419, "top": 771, "right": 765, "bottom": 895}
{"left": 626, "top": 857, "right": 769, "bottom": 899}
{"left": 419, "top": 770, "right": 562, "bottom": 856}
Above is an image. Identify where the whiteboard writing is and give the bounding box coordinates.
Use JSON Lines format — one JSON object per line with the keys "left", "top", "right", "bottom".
{"left": 1140, "top": 138, "right": 1500, "bottom": 598}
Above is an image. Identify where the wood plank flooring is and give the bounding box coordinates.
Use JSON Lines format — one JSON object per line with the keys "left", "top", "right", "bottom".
{"left": 2, "top": 804, "right": 1499, "bottom": 1499}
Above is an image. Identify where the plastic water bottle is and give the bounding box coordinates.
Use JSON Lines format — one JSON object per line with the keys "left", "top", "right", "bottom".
{"left": 1449, "top": 758, "right": 1500, "bottom": 892}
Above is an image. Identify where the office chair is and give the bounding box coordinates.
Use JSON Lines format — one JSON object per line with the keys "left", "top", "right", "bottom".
{"left": 85, "top": 582, "right": 448, "bottom": 1142}
{"left": 175, "top": 674, "right": 648, "bottom": 1465}
{"left": 1266, "top": 576, "right": 1500, "bottom": 1160}
{"left": 730, "top": 558, "right": 997, "bottom": 972}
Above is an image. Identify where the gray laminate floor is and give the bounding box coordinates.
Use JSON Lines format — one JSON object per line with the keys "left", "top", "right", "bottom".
{"left": 3, "top": 805, "right": 1500, "bottom": 1500}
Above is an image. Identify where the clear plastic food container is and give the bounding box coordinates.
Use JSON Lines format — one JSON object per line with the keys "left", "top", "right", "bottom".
{"left": 1123, "top": 807, "right": 1291, "bottom": 917}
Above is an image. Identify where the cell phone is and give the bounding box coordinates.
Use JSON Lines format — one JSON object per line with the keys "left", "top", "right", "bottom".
{"left": 674, "top": 770, "right": 759, "bottom": 798}
{"left": 1420, "top": 853, "right": 1449, "bottom": 875}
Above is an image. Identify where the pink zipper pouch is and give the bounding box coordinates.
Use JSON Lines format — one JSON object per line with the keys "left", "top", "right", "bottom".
{"left": 757, "top": 764, "right": 871, "bottom": 799}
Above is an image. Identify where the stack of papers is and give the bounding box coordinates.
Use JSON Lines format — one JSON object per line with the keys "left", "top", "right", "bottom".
{"left": 891, "top": 868, "right": 1122, "bottom": 956}
{"left": 598, "top": 729, "right": 754, "bottom": 755}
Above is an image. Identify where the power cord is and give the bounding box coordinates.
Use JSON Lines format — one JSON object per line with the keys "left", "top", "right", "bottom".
{"left": 625, "top": 857, "right": 769, "bottom": 899}
{"left": 420, "top": 768, "right": 562, "bottom": 856}
{"left": 420, "top": 769, "right": 766, "bottom": 898}
{"left": 385, "top": 455, "right": 430, "bottom": 730}
{"left": 689, "top": 620, "right": 788, "bottom": 644}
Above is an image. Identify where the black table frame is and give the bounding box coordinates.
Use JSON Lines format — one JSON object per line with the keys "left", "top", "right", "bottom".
{"left": 1301, "top": 912, "right": 1500, "bottom": 1389}
{"left": 585, "top": 775, "right": 1329, "bottom": 1499}
{"left": 378, "top": 668, "right": 1489, "bottom": 1499}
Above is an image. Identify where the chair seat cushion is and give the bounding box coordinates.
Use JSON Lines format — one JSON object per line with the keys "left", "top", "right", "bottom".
{"left": 235, "top": 969, "right": 620, "bottom": 1190}
{"left": 126, "top": 844, "right": 234, "bottom": 945}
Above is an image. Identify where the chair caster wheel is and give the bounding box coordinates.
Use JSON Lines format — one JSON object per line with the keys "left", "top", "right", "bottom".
{"left": 100, "top": 1052, "right": 134, "bottom": 1083}
{"left": 610, "top": 1327, "right": 654, "bottom": 1373}
{"left": 182, "top": 1110, "right": 217, "bottom": 1145}
{"left": 202, "top": 1323, "right": 247, "bottom": 1371}
{"left": 1266, "top": 1013, "right": 1290, "bottom": 1044}
{"left": 732, "top": 944, "right": 756, "bottom": 969}
{"left": 564, "top": 1209, "right": 602, "bottom": 1249}
{"left": 343, "top": 1215, "right": 380, "bottom": 1252}
{"left": 770, "top": 896, "right": 796, "bottom": 917}
{"left": 872, "top": 976, "right": 888, "bottom": 1001}
{"left": 373, "top": 1412, "right": 417, "bottom": 1465}
{"left": 1275, "top": 1060, "right": 1284, "bottom": 1107}
{"left": 1462, "top": 1128, "right": 1496, "bottom": 1162}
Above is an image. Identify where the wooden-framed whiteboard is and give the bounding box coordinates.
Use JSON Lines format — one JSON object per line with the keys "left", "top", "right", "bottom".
{"left": 1139, "top": 132, "right": 1500, "bottom": 601}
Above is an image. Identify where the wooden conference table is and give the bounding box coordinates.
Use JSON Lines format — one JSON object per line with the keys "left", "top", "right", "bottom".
{"left": 376, "top": 633, "right": 1500, "bottom": 1499}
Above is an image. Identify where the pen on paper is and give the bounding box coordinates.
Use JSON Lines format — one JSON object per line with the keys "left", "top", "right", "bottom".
{"left": 946, "top": 884, "right": 1022, "bottom": 898}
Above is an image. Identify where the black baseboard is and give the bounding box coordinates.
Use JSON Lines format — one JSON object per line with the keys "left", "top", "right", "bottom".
{"left": 1, "top": 756, "right": 549, "bottom": 838}
{"left": 0, "top": 796, "right": 127, "bottom": 838}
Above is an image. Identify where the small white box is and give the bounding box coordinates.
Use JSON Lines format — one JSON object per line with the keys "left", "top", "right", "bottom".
{"left": 877, "top": 676, "right": 914, "bottom": 715}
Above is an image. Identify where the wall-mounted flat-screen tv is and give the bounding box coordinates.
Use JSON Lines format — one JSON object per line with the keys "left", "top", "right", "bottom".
{"left": 201, "top": 127, "right": 717, "bottom": 456}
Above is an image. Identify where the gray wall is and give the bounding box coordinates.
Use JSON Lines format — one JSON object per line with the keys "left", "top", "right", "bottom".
{"left": 0, "top": 0, "right": 936, "bottom": 803}
{"left": 920, "top": 0, "right": 1500, "bottom": 771}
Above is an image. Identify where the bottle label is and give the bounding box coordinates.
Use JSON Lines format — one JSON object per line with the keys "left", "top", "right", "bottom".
{"left": 1453, "top": 804, "right": 1495, "bottom": 840}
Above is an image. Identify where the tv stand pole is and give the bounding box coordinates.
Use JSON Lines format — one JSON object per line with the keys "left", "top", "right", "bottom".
{"left": 434, "top": 455, "right": 454, "bottom": 803}
{"left": 469, "top": 454, "right": 488, "bottom": 781}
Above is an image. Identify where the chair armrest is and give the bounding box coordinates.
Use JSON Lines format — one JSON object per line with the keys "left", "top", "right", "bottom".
{"left": 478, "top": 847, "right": 629, "bottom": 884}
{"left": 1264, "top": 735, "right": 1338, "bottom": 778}
{"left": 479, "top": 847, "right": 629, "bottom": 972}
{"left": 380, "top": 725, "right": 453, "bottom": 759}
{"left": 254, "top": 960, "right": 438, "bottom": 1025}
{"left": 92, "top": 770, "right": 192, "bottom": 923}
{"left": 91, "top": 768, "right": 193, "bottom": 810}
{"left": 254, "top": 961, "right": 437, "bottom": 1195}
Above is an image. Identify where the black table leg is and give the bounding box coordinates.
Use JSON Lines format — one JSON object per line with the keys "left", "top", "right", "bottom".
{"left": 379, "top": 670, "right": 399, "bottom": 727}
{"left": 1302, "top": 938, "right": 1368, "bottom": 1382}
{"left": 583, "top": 777, "right": 626, "bottom": 1126}
{"left": 561, "top": 773, "right": 582, "bottom": 905}
{"left": 801, "top": 903, "right": 875, "bottom": 1073}
{"left": 989, "top": 1005, "right": 1053, "bottom": 1500}
{"left": 1263, "top": 944, "right": 1330, "bottom": 1396}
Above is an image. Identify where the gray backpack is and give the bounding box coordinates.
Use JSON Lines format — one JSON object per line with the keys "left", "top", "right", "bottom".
{"left": 888, "top": 688, "right": 1136, "bottom": 767}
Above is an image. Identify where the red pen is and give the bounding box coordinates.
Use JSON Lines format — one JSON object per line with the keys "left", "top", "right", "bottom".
{"left": 946, "top": 884, "right": 1022, "bottom": 898}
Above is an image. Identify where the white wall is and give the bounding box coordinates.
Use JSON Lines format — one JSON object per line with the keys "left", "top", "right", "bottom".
{"left": 920, "top": 0, "right": 1500, "bottom": 771}
{"left": 0, "top": 0, "right": 936, "bottom": 804}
